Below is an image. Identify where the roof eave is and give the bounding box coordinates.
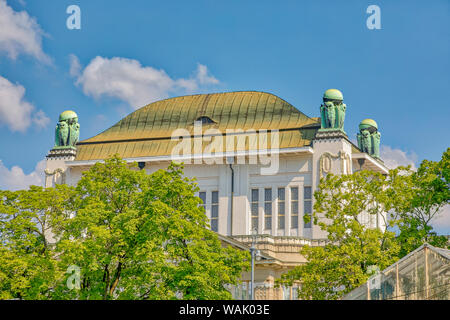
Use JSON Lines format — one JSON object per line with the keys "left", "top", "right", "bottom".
{"left": 66, "top": 146, "right": 314, "bottom": 167}
{"left": 352, "top": 152, "right": 389, "bottom": 174}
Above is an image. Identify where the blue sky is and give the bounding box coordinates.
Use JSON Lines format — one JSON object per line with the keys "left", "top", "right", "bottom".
{"left": 0, "top": 0, "right": 449, "bottom": 231}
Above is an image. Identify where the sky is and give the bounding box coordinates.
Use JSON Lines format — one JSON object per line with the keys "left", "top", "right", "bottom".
{"left": 0, "top": 0, "right": 449, "bottom": 232}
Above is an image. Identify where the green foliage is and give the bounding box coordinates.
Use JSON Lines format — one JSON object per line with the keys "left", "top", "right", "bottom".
{"left": 278, "top": 148, "right": 449, "bottom": 300}
{"left": 0, "top": 185, "right": 72, "bottom": 299}
{"left": 396, "top": 217, "right": 448, "bottom": 257}
{"left": 408, "top": 150, "right": 449, "bottom": 226}
{"left": 0, "top": 156, "right": 249, "bottom": 300}
{"left": 278, "top": 170, "right": 400, "bottom": 300}
{"left": 395, "top": 148, "right": 450, "bottom": 256}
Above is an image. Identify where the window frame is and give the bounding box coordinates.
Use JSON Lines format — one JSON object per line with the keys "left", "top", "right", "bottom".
{"left": 278, "top": 187, "right": 285, "bottom": 230}
{"left": 264, "top": 188, "right": 272, "bottom": 230}
{"left": 303, "top": 186, "right": 312, "bottom": 229}
{"left": 250, "top": 188, "right": 259, "bottom": 232}
{"left": 211, "top": 190, "right": 219, "bottom": 232}
{"left": 290, "top": 186, "right": 299, "bottom": 229}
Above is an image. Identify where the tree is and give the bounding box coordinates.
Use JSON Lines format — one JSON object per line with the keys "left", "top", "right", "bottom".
{"left": 277, "top": 149, "right": 450, "bottom": 299}
{"left": 0, "top": 185, "right": 72, "bottom": 299}
{"left": 395, "top": 148, "right": 450, "bottom": 256}
{"left": 440, "top": 148, "right": 450, "bottom": 186}
{"left": 54, "top": 157, "right": 249, "bottom": 299}
{"left": 278, "top": 170, "right": 400, "bottom": 300}
{"left": 0, "top": 156, "right": 249, "bottom": 300}
{"left": 396, "top": 216, "right": 448, "bottom": 258}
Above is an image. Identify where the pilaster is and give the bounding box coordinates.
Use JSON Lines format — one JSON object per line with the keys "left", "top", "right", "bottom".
{"left": 44, "top": 147, "right": 76, "bottom": 188}
{"left": 311, "top": 129, "right": 353, "bottom": 239}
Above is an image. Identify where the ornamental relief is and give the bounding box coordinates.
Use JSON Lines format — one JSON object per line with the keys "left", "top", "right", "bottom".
{"left": 44, "top": 168, "right": 66, "bottom": 185}
{"left": 319, "top": 151, "right": 351, "bottom": 179}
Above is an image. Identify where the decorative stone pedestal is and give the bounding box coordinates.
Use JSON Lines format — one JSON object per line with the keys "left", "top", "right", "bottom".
{"left": 44, "top": 147, "right": 77, "bottom": 187}
{"left": 46, "top": 147, "right": 77, "bottom": 159}
{"left": 313, "top": 128, "right": 347, "bottom": 141}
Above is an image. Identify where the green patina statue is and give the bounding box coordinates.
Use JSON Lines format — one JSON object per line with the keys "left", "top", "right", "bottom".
{"left": 54, "top": 110, "right": 80, "bottom": 148}
{"left": 320, "top": 89, "right": 347, "bottom": 131}
{"left": 372, "top": 131, "right": 381, "bottom": 159}
{"left": 357, "top": 119, "right": 381, "bottom": 159}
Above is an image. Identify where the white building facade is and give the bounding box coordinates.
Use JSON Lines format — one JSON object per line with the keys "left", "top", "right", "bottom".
{"left": 45, "top": 89, "right": 389, "bottom": 298}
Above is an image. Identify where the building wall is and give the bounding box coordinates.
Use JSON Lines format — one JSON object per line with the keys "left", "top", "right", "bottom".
{"left": 44, "top": 133, "right": 390, "bottom": 300}
{"left": 45, "top": 135, "right": 381, "bottom": 240}
{"left": 311, "top": 133, "right": 354, "bottom": 238}
{"left": 138, "top": 153, "right": 316, "bottom": 237}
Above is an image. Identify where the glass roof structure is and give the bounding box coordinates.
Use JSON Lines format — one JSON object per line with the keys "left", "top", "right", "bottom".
{"left": 343, "top": 243, "right": 449, "bottom": 300}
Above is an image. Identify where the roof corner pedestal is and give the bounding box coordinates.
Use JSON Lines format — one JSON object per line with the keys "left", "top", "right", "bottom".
{"left": 44, "top": 147, "right": 77, "bottom": 188}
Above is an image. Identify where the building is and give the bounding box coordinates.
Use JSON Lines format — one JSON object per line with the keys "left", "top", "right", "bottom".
{"left": 342, "top": 243, "right": 450, "bottom": 300}
{"left": 44, "top": 89, "right": 389, "bottom": 299}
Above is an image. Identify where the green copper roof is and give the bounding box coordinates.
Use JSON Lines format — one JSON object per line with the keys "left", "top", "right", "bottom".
{"left": 59, "top": 110, "right": 78, "bottom": 122}
{"left": 359, "top": 118, "right": 378, "bottom": 131}
{"left": 323, "top": 89, "right": 343, "bottom": 101}
{"left": 75, "top": 91, "right": 321, "bottom": 161}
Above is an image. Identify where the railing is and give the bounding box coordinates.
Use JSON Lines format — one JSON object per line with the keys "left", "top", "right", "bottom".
{"left": 227, "top": 283, "right": 300, "bottom": 300}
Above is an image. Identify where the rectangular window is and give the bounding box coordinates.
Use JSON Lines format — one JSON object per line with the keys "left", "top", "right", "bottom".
{"left": 251, "top": 189, "right": 259, "bottom": 232}
{"left": 211, "top": 191, "right": 219, "bottom": 232}
{"left": 292, "top": 286, "right": 298, "bottom": 300}
{"left": 278, "top": 188, "right": 285, "bottom": 229}
{"left": 199, "top": 191, "right": 206, "bottom": 211}
{"left": 264, "top": 188, "right": 272, "bottom": 230}
{"left": 304, "top": 186, "right": 312, "bottom": 228}
{"left": 291, "top": 187, "right": 299, "bottom": 228}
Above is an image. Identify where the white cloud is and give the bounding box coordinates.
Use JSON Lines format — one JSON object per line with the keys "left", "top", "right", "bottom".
{"left": 175, "top": 63, "right": 220, "bottom": 92}
{"left": 0, "top": 0, "right": 49, "bottom": 62}
{"left": 0, "top": 75, "right": 50, "bottom": 132}
{"left": 195, "top": 63, "right": 219, "bottom": 85}
{"left": 380, "top": 145, "right": 418, "bottom": 170}
{"left": 32, "top": 109, "right": 50, "bottom": 128}
{"left": 69, "top": 54, "right": 81, "bottom": 78}
{"left": 0, "top": 159, "right": 45, "bottom": 191}
{"left": 431, "top": 205, "right": 450, "bottom": 235}
{"left": 71, "top": 56, "right": 220, "bottom": 109}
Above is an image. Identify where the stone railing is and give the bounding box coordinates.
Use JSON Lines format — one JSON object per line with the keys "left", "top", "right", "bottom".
{"left": 232, "top": 234, "right": 328, "bottom": 247}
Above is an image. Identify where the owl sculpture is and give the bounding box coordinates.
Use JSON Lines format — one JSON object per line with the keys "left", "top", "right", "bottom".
{"left": 371, "top": 131, "right": 381, "bottom": 158}
{"left": 58, "top": 121, "right": 69, "bottom": 146}
{"left": 321, "top": 89, "right": 346, "bottom": 130}
{"left": 69, "top": 122, "right": 80, "bottom": 146}
{"left": 361, "top": 129, "right": 372, "bottom": 154}
{"left": 336, "top": 103, "right": 346, "bottom": 130}
{"left": 54, "top": 110, "right": 79, "bottom": 147}
{"left": 325, "top": 101, "right": 336, "bottom": 128}
{"left": 357, "top": 119, "right": 381, "bottom": 159}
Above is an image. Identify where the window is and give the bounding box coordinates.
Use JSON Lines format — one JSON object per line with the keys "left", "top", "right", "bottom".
{"left": 251, "top": 189, "right": 259, "bottom": 232}
{"left": 282, "top": 286, "right": 291, "bottom": 300}
{"left": 211, "top": 191, "right": 219, "bottom": 232}
{"left": 304, "top": 186, "right": 312, "bottom": 228}
{"left": 264, "top": 188, "right": 272, "bottom": 230}
{"left": 195, "top": 116, "right": 215, "bottom": 125}
{"left": 199, "top": 191, "right": 206, "bottom": 211}
{"left": 292, "top": 286, "right": 299, "bottom": 300}
{"left": 278, "top": 188, "right": 285, "bottom": 229}
{"left": 291, "top": 187, "right": 299, "bottom": 228}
